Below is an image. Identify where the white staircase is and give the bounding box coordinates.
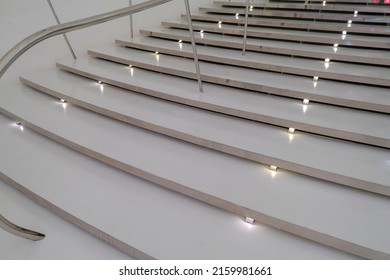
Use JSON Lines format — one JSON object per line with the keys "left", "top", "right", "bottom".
{"left": 1, "top": 0, "right": 389, "bottom": 259}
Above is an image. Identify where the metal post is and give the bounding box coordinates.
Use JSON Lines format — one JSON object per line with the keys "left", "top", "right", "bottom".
{"left": 129, "top": 0, "right": 134, "bottom": 38}
{"left": 47, "top": 0, "right": 77, "bottom": 59}
{"left": 184, "top": 0, "right": 203, "bottom": 92}
{"left": 242, "top": 0, "right": 250, "bottom": 55}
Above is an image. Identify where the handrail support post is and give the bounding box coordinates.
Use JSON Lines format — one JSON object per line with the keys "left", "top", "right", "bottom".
{"left": 47, "top": 0, "right": 77, "bottom": 59}
{"left": 184, "top": 0, "right": 203, "bottom": 93}
{"left": 242, "top": 0, "right": 250, "bottom": 55}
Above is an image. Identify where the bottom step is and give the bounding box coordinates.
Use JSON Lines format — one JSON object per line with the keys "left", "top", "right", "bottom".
{"left": 0, "top": 106, "right": 359, "bottom": 259}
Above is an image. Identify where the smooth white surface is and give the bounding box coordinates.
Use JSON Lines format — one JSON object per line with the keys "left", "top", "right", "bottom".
{"left": 144, "top": 25, "right": 390, "bottom": 65}
{"left": 1, "top": 82, "right": 389, "bottom": 257}
{"left": 22, "top": 67, "right": 390, "bottom": 148}
{"left": 188, "top": 12, "right": 390, "bottom": 34}
{"left": 87, "top": 46, "right": 390, "bottom": 111}
{"left": 162, "top": 19, "right": 390, "bottom": 49}
{"left": 0, "top": 113, "right": 359, "bottom": 260}
{"left": 0, "top": 180, "right": 133, "bottom": 260}
{"left": 200, "top": 6, "right": 390, "bottom": 24}
{"left": 116, "top": 36, "right": 390, "bottom": 86}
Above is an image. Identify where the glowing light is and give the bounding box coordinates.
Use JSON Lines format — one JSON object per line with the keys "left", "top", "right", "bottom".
{"left": 342, "top": 34, "right": 346, "bottom": 40}
{"left": 347, "top": 20, "right": 352, "bottom": 27}
{"left": 270, "top": 165, "right": 278, "bottom": 171}
{"left": 250, "top": 5, "right": 254, "bottom": 11}
{"left": 235, "top": 13, "right": 240, "bottom": 19}
{"left": 333, "top": 43, "right": 339, "bottom": 52}
{"left": 60, "top": 99, "right": 66, "bottom": 103}
{"left": 354, "top": 10, "right": 358, "bottom": 17}
{"left": 178, "top": 39, "right": 182, "bottom": 43}
{"left": 245, "top": 217, "right": 255, "bottom": 224}
{"left": 129, "top": 64, "right": 133, "bottom": 68}
{"left": 313, "top": 76, "right": 319, "bottom": 81}
{"left": 289, "top": 133, "right": 294, "bottom": 142}
{"left": 342, "top": 30, "right": 347, "bottom": 35}
{"left": 200, "top": 30, "right": 204, "bottom": 38}
{"left": 16, "top": 122, "right": 24, "bottom": 131}
{"left": 302, "top": 104, "right": 308, "bottom": 113}
{"left": 97, "top": 81, "right": 102, "bottom": 84}
{"left": 313, "top": 81, "right": 318, "bottom": 88}
{"left": 155, "top": 51, "right": 159, "bottom": 55}
{"left": 322, "top": 1, "right": 326, "bottom": 6}
{"left": 130, "top": 68, "right": 134, "bottom": 77}
{"left": 325, "top": 58, "right": 330, "bottom": 63}
{"left": 303, "top": 99, "right": 310, "bottom": 105}
{"left": 218, "top": 21, "right": 222, "bottom": 28}
{"left": 288, "top": 128, "right": 296, "bottom": 134}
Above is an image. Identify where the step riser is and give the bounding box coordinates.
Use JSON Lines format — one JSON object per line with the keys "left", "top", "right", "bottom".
{"left": 1, "top": 105, "right": 387, "bottom": 260}
{"left": 199, "top": 7, "right": 390, "bottom": 24}
{"left": 116, "top": 39, "right": 390, "bottom": 87}
{"left": 0, "top": 172, "right": 153, "bottom": 260}
{"left": 185, "top": 14, "right": 390, "bottom": 36}
{"left": 88, "top": 48, "right": 390, "bottom": 114}
{"left": 21, "top": 76, "right": 390, "bottom": 149}
{"left": 143, "top": 28, "right": 390, "bottom": 67}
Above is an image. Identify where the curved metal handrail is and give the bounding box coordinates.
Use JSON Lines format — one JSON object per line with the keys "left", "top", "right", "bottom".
{"left": 0, "top": 0, "right": 172, "bottom": 79}
{"left": 0, "top": 0, "right": 173, "bottom": 241}
{"left": 0, "top": 214, "right": 45, "bottom": 241}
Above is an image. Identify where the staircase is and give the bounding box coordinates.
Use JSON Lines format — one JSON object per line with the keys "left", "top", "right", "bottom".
{"left": 1, "top": 0, "right": 389, "bottom": 259}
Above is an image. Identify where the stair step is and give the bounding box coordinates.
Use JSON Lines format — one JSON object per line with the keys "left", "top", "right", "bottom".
{"left": 22, "top": 64, "right": 390, "bottom": 196}
{"left": 162, "top": 19, "right": 390, "bottom": 50}
{"left": 185, "top": 12, "right": 390, "bottom": 35}
{"left": 0, "top": 179, "right": 131, "bottom": 259}
{"left": 2, "top": 104, "right": 361, "bottom": 260}
{"left": 116, "top": 35, "right": 390, "bottom": 87}
{"left": 144, "top": 26, "right": 390, "bottom": 66}
{"left": 215, "top": 0, "right": 390, "bottom": 14}
{"left": 22, "top": 58, "right": 390, "bottom": 150}
{"left": 87, "top": 45, "right": 390, "bottom": 113}
{"left": 199, "top": 6, "right": 390, "bottom": 24}
{"left": 2, "top": 82, "right": 390, "bottom": 259}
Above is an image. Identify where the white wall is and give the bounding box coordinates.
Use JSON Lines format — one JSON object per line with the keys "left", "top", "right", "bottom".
{"left": 0, "top": 0, "right": 212, "bottom": 81}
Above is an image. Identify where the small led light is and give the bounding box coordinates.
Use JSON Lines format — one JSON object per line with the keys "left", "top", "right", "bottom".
{"left": 60, "top": 99, "right": 66, "bottom": 103}
{"left": 245, "top": 217, "right": 255, "bottom": 224}
{"left": 97, "top": 80, "right": 102, "bottom": 84}
{"left": 303, "top": 99, "right": 310, "bottom": 105}
{"left": 313, "top": 76, "right": 319, "bottom": 81}
{"left": 270, "top": 165, "right": 278, "bottom": 171}
{"left": 322, "top": 1, "right": 326, "bottom": 6}
{"left": 333, "top": 43, "right": 339, "bottom": 48}
{"left": 178, "top": 39, "right": 182, "bottom": 43}
{"left": 129, "top": 64, "right": 133, "bottom": 68}
{"left": 288, "top": 128, "right": 296, "bottom": 134}
{"left": 235, "top": 13, "right": 240, "bottom": 19}
{"left": 155, "top": 51, "right": 159, "bottom": 55}
{"left": 354, "top": 10, "right": 358, "bottom": 17}
{"left": 200, "top": 30, "right": 204, "bottom": 33}
{"left": 342, "top": 30, "right": 347, "bottom": 35}
{"left": 324, "top": 58, "right": 330, "bottom": 63}
{"left": 250, "top": 5, "right": 254, "bottom": 11}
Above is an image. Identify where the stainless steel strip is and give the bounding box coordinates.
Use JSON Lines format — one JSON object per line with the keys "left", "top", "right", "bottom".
{"left": 0, "top": 0, "right": 172, "bottom": 79}
{"left": 0, "top": 214, "right": 45, "bottom": 241}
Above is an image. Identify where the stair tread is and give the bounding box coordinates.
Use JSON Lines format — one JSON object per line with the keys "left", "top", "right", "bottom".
{"left": 162, "top": 18, "right": 390, "bottom": 49}
{"left": 1, "top": 105, "right": 359, "bottom": 260}
{"left": 116, "top": 35, "right": 390, "bottom": 86}
{"left": 23, "top": 57, "right": 390, "bottom": 149}
{"left": 199, "top": 6, "right": 390, "bottom": 24}
{"left": 1, "top": 82, "right": 390, "bottom": 259}
{"left": 215, "top": 0, "right": 390, "bottom": 14}
{"left": 145, "top": 25, "right": 390, "bottom": 66}
{"left": 88, "top": 45, "right": 390, "bottom": 113}
{"left": 186, "top": 12, "right": 390, "bottom": 35}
